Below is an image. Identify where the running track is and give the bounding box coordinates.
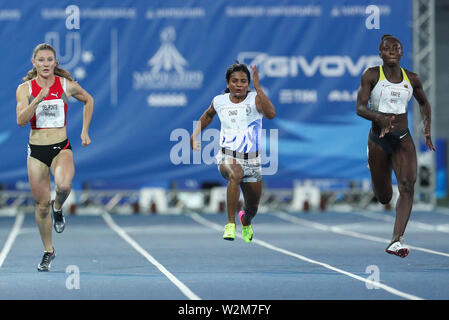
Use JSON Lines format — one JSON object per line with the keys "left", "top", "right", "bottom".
{"left": 1, "top": 209, "right": 449, "bottom": 301}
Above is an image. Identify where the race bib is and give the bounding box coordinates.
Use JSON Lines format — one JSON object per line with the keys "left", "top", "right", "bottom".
{"left": 220, "top": 105, "right": 247, "bottom": 130}
{"left": 378, "top": 86, "right": 410, "bottom": 114}
{"left": 35, "top": 99, "right": 65, "bottom": 128}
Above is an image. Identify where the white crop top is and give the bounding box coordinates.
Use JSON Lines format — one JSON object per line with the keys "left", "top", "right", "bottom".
{"left": 369, "top": 65, "right": 413, "bottom": 115}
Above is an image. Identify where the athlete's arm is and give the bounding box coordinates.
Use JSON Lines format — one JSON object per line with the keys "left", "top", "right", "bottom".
{"left": 356, "top": 67, "right": 394, "bottom": 137}
{"left": 66, "top": 80, "right": 94, "bottom": 146}
{"left": 16, "top": 83, "right": 49, "bottom": 127}
{"left": 408, "top": 71, "right": 436, "bottom": 152}
{"left": 251, "top": 65, "right": 276, "bottom": 119}
{"left": 190, "top": 102, "right": 216, "bottom": 151}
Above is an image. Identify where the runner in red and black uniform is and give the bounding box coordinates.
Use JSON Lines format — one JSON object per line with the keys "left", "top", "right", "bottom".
{"left": 16, "top": 43, "right": 94, "bottom": 271}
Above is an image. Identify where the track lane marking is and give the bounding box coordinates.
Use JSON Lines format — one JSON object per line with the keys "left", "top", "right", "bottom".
{"left": 188, "top": 212, "right": 423, "bottom": 301}
{"left": 274, "top": 211, "right": 449, "bottom": 258}
{"left": 0, "top": 213, "right": 25, "bottom": 268}
{"left": 102, "top": 211, "right": 201, "bottom": 300}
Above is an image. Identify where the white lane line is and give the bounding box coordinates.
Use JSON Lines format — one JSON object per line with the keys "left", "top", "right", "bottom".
{"left": 0, "top": 213, "right": 25, "bottom": 268}
{"left": 187, "top": 212, "right": 423, "bottom": 301}
{"left": 273, "top": 212, "right": 449, "bottom": 258}
{"left": 341, "top": 210, "right": 449, "bottom": 234}
{"left": 101, "top": 211, "right": 201, "bottom": 300}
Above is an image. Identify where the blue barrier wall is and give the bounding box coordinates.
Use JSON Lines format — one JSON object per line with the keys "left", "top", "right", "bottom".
{"left": 0, "top": 0, "right": 412, "bottom": 189}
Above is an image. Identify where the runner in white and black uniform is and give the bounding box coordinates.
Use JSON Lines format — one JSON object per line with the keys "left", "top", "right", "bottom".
{"left": 356, "top": 35, "right": 436, "bottom": 258}
{"left": 191, "top": 62, "right": 276, "bottom": 243}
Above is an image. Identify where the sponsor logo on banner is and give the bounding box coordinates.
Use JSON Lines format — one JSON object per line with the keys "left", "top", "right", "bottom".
{"left": 41, "top": 8, "right": 136, "bottom": 19}
{"left": 133, "top": 26, "right": 204, "bottom": 107}
{"left": 237, "top": 52, "right": 382, "bottom": 79}
{"left": 147, "top": 93, "right": 187, "bottom": 107}
{"left": 279, "top": 89, "right": 317, "bottom": 104}
{"left": 225, "top": 5, "right": 321, "bottom": 17}
{"left": 0, "top": 9, "right": 21, "bottom": 20}
{"left": 331, "top": 5, "right": 391, "bottom": 17}
{"left": 328, "top": 90, "right": 358, "bottom": 102}
{"left": 145, "top": 7, "right": 205, "bottom": 19}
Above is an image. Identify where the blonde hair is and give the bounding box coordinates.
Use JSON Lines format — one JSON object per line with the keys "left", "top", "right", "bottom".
{"left": 22, "top": 43, "right": 74, "bottom": 82}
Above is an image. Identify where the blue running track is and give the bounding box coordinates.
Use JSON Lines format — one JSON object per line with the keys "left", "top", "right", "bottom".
{"left": 1, "top": 209, "right": 449, "bottom": 301}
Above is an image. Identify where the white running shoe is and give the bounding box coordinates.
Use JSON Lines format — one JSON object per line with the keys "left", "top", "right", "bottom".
{"left": 386, "top": 237, "right": 409, "bottom": 258}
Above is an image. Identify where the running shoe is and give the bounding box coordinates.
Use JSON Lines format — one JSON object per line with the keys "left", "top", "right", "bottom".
{"left": 51, "top": 200, "right": 65, "bottom": 233}
{"left": 238, "top": 210, "right": 253, "bottom": 243}
{"left": 386, "top": 237, "right": 409, "bottom": 258}
{"left": 223, "top": 223, "right": 236, "bottom": 241}
{"left": 37, "top": 248, "right": 56, "bottom": 271}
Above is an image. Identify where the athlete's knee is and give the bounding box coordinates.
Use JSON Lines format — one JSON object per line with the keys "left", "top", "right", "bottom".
{"left": 36, "top": 200, "right": 51, "bottom": 218}
{"left": 398, "top": 179, "right": 415, "bottom": 196}
{"left": 228, "top": 170, "right": 243, "bottom": 184}
{"left": 244, "top": 205, "right": 258, "bottom": 219}
{"left": 56, "top": 182, "right": 72, "bottom": 195}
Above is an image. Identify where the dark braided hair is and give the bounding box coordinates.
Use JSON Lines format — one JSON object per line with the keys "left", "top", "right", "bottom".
{"left": 224, "top": 61, "right": 251, "bottom": 93}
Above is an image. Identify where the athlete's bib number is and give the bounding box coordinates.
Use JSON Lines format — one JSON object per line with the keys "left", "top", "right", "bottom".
{"left": 378, "top": 86, "right": 410, "bottom": 114}
{"left": 35, "top": 99, "right": 65, "bottom": 128}
{"left": 221, "top": 106, "right": 247, "bottom": 130}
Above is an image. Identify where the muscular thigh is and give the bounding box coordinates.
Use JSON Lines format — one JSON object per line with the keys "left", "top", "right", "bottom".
{"left": 392, "top": 136, "right": 417, "bottom": 183}
{"left": 219, "top": 157, "right": 243, "bottom": 181}
{"left": 51, "top": 149, "right": 75, "bottom": 185}
{"left": 28, "top": 157, "right": 51, "bottom": 202}
{"left": 368, "top": 140, "right": 392, "bottom": 192}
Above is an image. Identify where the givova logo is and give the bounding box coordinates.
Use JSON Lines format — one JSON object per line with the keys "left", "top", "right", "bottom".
{"left": 237, "top": 52, "right": 382, "bottom": 79}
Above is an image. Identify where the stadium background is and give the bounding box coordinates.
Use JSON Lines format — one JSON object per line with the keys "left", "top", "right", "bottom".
{"left": 0, "top": 0, "right": 447, "bottom": 213}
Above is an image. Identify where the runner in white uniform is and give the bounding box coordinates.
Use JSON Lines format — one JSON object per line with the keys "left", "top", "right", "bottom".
{"left": 191, "top": 62, "right": 276, "bottom": 243}
{"left": 213, "top": 90, "right": 262, "bottom": 183}
{"left": 356, "top": 35, "right": 436, "bottom": 258}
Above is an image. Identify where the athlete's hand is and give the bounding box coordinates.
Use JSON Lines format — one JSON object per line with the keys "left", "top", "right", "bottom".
{"left": 378, "top": 115, "right": 395, "bottom": 138}
{"left": 36, "top": 88, "right": 50, "bottom": 103}
{"left": 81, "top": 130, "right": 91, "bottom": 146}
{"left": 250, "top": 65, "right": 260, "bottom": 90}
{"left": 422, "top": 120, "right": 436, "bottom": 152}
{"left": 425, "top": 133, "right": 436, "bottom": 152}
{"left": 424, "top": 122, "right": 436, "bottom": 152}
{"left": 190, "top": 136, "right": 201, "bottom": 151}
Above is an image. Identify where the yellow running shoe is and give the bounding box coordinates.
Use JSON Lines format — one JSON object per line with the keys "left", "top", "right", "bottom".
{"left": 242, "top": 225, "right": 253, "bottom": 243}
{"left": 223, "top": 223, "right": 236, "bottom": 241}
{"left": 239, "top": 210, "right": 253, "bottom": 243}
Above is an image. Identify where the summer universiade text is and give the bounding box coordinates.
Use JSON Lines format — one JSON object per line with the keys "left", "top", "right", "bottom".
{"left": 178, "top": 304, "right": 271, "bottom": 317}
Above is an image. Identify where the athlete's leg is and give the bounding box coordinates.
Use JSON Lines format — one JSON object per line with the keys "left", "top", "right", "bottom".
{"left": 391, "top": 136, "right": 417, "bottom": 242}
{"left": 219, "top": 158, "right": 244, "bottom": 224}
{"left": 239, "top": 181, "right": 262, "bottom": 226}
{"left": 368, "top": 140, "right": 393, "bottom": 204}
{"left": 28, "top": 157, "right": 53, "bottom": 252}
{"left": 51, "top": 149, "right": 75, "bottom": 211}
